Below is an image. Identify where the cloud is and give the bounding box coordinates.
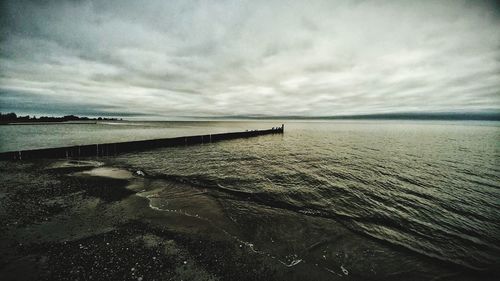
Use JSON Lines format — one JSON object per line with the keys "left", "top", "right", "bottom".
{"left": 0, "top": 0, "right": 499, "bottom": 117}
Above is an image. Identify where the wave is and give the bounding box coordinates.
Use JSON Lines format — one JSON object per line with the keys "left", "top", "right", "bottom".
{"left": 138, "top": 170, "right": 500, "bottom": 272}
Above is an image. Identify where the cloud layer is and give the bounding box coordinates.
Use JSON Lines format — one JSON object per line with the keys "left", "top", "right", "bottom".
{"left": 1, "top": 0, "right": 499, "bottom": 117}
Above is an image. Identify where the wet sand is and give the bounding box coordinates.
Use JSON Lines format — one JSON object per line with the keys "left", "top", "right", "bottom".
{"left": 0, "top": 159, "right": 496, "bottom": 281}
{"left": 0, "top": 160, "right": 304, "bottom": 281}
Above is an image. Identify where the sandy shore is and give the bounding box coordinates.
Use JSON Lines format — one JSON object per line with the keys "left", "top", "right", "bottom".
{"left": 0, "top": 160, "right": 287, "bottom": 281}
{"left": 1, "top": 159, "right": 496, "bottom": 281}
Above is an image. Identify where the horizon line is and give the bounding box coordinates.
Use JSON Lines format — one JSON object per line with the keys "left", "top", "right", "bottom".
{"left": 2, "top": 111, "right": 500, "bottom": 121}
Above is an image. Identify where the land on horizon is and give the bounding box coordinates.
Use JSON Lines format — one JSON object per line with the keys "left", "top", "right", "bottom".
{"left": 1, "top": 111, "right": 500, "bottom": 123}
{"left": 0, "top": 112, "right": 121, "bottom": 125}
{"left": 195, "top": 112, "right": 500, "bottom": 121}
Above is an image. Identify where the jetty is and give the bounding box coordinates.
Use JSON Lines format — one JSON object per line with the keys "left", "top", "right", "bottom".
{"left": 0, "top": 125, "right": 284, "bottom": 160}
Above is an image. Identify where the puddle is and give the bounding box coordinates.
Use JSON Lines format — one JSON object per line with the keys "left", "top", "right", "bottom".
{"left": 77, "top": 167, "right": 134, "bottom": 180}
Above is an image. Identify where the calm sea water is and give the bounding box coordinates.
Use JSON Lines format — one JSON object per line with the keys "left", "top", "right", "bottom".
{"left": 2, "top": 120, "right": 499, "bottom": 278}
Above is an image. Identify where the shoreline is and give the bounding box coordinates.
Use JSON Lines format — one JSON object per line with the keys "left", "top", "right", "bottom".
{"left": 0, "top": 160, "right": 284, "bottom": 281}
{"left": 1, "top": 158, "right": 497, "bottom": 281}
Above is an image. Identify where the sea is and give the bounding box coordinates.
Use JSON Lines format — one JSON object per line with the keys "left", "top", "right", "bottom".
{"left": 1, "top": 120, "right": 499, "bottom": 279}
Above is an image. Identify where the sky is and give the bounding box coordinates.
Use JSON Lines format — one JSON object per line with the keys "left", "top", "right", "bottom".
{"left": 0, "top": 0, "right": 499, "bottom": 118}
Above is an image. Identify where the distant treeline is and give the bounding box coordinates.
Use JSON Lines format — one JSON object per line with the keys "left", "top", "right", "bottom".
{"left": 0, "top": 112, "right": 121, "bottom": 124}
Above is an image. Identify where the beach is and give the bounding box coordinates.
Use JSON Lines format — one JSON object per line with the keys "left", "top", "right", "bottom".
{"left": 0, "top": 121, "right": 499, "bottom": 281}
{"left": 0, "top": 159, "right": 285, "bottom": 281}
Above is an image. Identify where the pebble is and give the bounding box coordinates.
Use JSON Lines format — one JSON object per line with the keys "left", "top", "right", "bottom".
{"left": 341, "top": 265, "right": 349, "bottom": 275}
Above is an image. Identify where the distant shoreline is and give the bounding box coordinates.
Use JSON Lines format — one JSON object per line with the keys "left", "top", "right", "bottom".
{"left": 0, "top": 121, "right": 98, "bottom": 125}
{"left": 194, "top": 112, "right": 500, "bottom": 121}
{"left": 2, "top": 112, "right": 499, "bottom": 122}
{"left": 0, "top": 112, "right": 122, "bottom": 125}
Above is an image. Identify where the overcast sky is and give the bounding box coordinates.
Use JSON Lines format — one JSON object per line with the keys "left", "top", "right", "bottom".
{"left": 0, "top": 0, "right": 499, "bottom": 118}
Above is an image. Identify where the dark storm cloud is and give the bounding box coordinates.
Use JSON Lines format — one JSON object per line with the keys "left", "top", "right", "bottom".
{"left": 0, "top": 0, "right": 499, "bottom": 117}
